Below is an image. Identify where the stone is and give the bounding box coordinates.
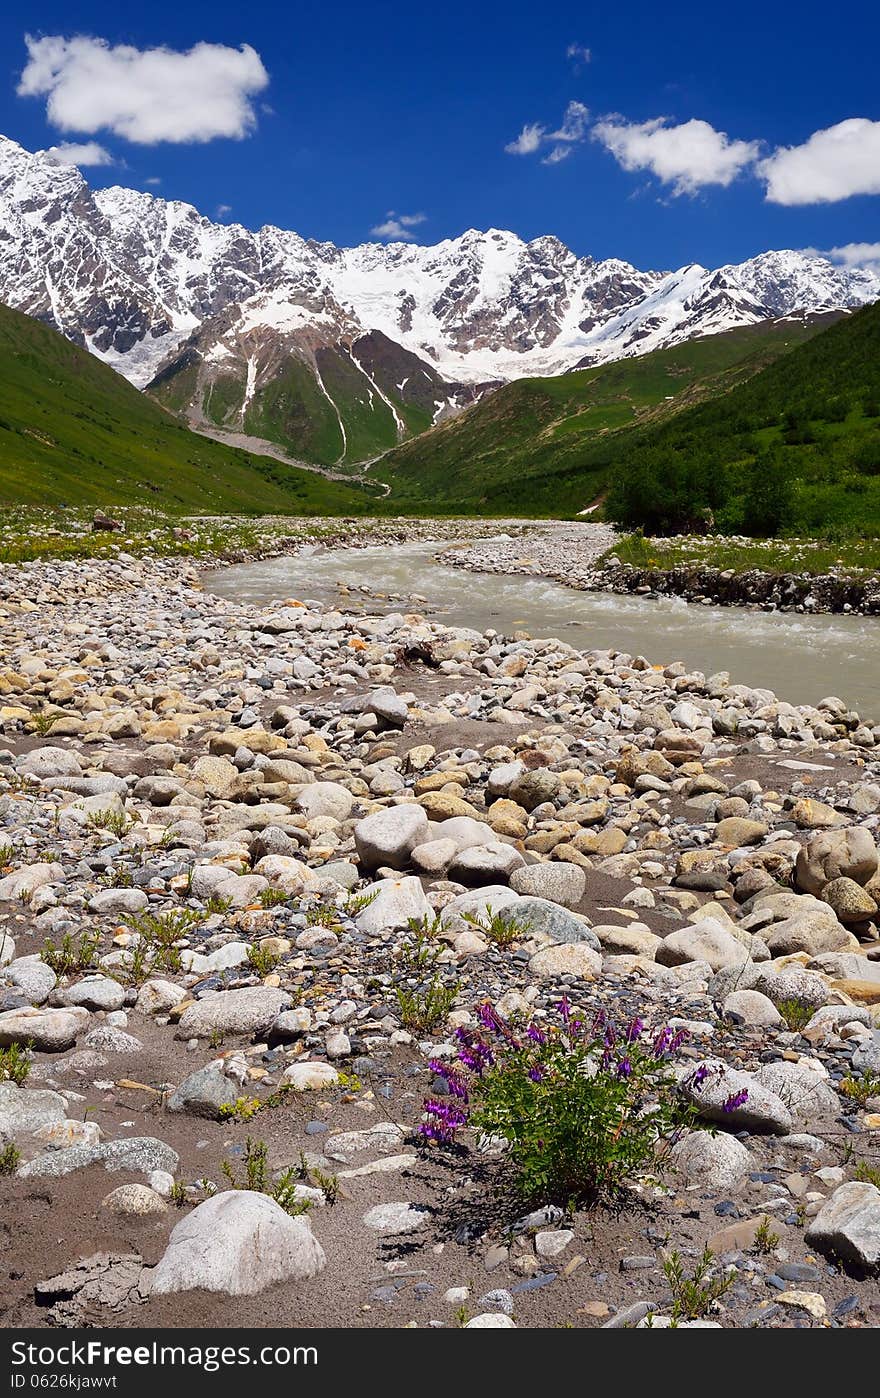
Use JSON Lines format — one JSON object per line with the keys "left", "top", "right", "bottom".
{"left": 0, "top": 1006, "right": 89, "bottom": 1051}
{"left": 362, "top": 1202, "right": 429, "bottom": 1234}
{"left": 354, "top": 877, "right": 430, "bottom": 934}
{"left": 324, "top": 1123, "right": 405, "bottom": 1161}
{"left": 679, "top": 1058, "right": 792, "bottom": 1133}
{"left": 722, "top": 989, "right": 783, "bottom": 1029}
{"left": 508, "top": 769, "right": 560, "bottom": 811}
{"left": 54, "top": 975, "right": 125, "bottom": 1013}
{"left": 765, "top": 911, "right": 857, "bottom": 956}
{"left": 451, "top": 843, "right": 525, "bottom": 882}
{"left": 2, "top": 957, "right": 56, "bottom": 1005}
{"left": 354, "top": 805, "right": 429, "bottom": 871}
{"left": 820, "top": 877, "right": 878, "bottom": 924}
{"left": 715, "top": 817, "right": 768, "bottom": 846}
{"left": 83, "top": 1027, "right": 142, "bottom": 1053}
{"left": 656, "top": 919, "right": 750, "bottom": 972}
{"left": 281, "top": 1062, "right": 340, "bottom": 1091}
{"left": 150, "top": 1191, "right": 325, "bottom": 1295}
{"left": 19, "top": 1137, "right": 178, "bottom": 1179}
{"left": 166, "top": 1066, "right": 237, "bottom": 1119}
{"left": 19, "top": 747, "right": 81, "bottom": 779}
{"left": 851, "top": 1032, "right": 880, "bottom": 1075}
{"left": 465, "top": 1313, "right": 516, "bottom": 1328}
{"left": 102, "top": 1184, "right": 168, "bottom": 1218}
{"left": 753, "top": 1060, "right": 840, "bottom": 1127}
{"left": 0, "top": 863, "right": 65, "bottom": 902}
{"left": 510, "top": 897, "right": 600, "bottom": 948}
{"left": 594, "top": 924, "right": 662, "bottom": 958}
{"left": 175, "top": 988, "right": 292, "bottom": 1040}
{"left": 0, "top": 1082, "right": 67, "bottom": 1137}
{"left": 510, "top": 862, "right": 587, "bottom": 908}
{"left": 670, "top": 1130, "right": 752, "bottom": 1190}
{"left": 535, "top": 1229, "right": 574, "bottom": 1258}
{"left": 805, "top": 1181, "right": 880, "bottom": 1266}
{"left": 795, "top": 828, "right": 878, "bottom": 896}
{"left": 253, "top": 855, "right": 321, "bottom": 895}
{"left": 135, "top": 979, "right": 186, "bottom": 1015}
{"left": 294, "top": 782, "right": 354, "bottom": 822}
{"left": 88, "top": 888, "right": 149, "bottom": 915}
{"left": 529, "top": 942, "right": 602, "bottom": 980}
{"left": 440, "top": 885, "right": 521, "bottom": 933}
{"left": 411, "top": 839, "right": 458, "bottom": 875}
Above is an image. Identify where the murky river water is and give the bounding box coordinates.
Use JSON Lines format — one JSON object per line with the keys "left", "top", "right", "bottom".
{"left": 208, "top": 539, "right": 880, "bottom": 720}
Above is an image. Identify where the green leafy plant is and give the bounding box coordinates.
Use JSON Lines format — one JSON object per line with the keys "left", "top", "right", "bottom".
{"left": 41, "top": 930, "right": 100, "bottom": 976}
{"left": 344, "top": 889, "right": 379, "bottom": 917}
{"left": 218, "top": 1095, "right": 263, "bottom": 1122}
{"left": 86, "top": 808, "right": 135, "bottom": 837}
{"left": 663, "top": 1246, "right": 734, "bottom": 1320}
{"left": 221, "top": 1138, "right": 310, "bottom": 1217}
{"left": 0, "top": 1143, "right": 22, "bottom": 1174}
{"left": 752, "top": 1215, "right": 780, "bottom": 1254}
{"left": 462, "top": 905, "right": 527, "bottom": 947}
{"left": 0, "top": 1041, "right": 31, "bottom": 1085}
{"left": 0, "top": 842, "right": 17, "bottom": 868}
{"left": 853, "top": 1161, "right": 880, "bottom": 1188}
{"left": 421, "top": 1002, "right": 694, "bottom": 1203}
{"left": 840, "top": 1072, "right": 880, "bottom": 1108}
{"left": 397, "top": 930, "right": 444, "bottom": 976}
{"left": 247, "top": 942, "right": 282, "bottom": 977}
{"left": 258, "top": 887, "right": 290, "bottom": 909}
{"left": 169, "top": 1179, "right": 189, "bottom": 1207}
{"left": 29, "top": 710, "right": 60, "bottom": 736}
{"left": 396, "top": 976, "right": 459, "bottom": 1033}
{"left": 776, "top": 998, "right": 813, "bottom": 1032}
{"left": 204, "top": 893, "right": 234, "bottom": 914}
{"left": 99, "top": 866, "right": 133, "bottom": 888}
{"left": 305, "top": 904, "right": 339, "bottom": 928}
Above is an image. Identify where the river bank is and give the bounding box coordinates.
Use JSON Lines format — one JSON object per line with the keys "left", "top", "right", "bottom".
{"left": 442, "top": 526, "right": 880, "bottom": 616}
{"left": 0, "top": 548, "right": 879, "bottom": 1329}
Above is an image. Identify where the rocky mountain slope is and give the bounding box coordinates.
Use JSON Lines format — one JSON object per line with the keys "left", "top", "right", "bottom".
{"left": 1, "top": 133, "right": 878, "bottom": 466}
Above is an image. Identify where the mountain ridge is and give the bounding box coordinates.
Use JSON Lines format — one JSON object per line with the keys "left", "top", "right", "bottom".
{"left": 1, "top": 133, "right": 878, "bottom": 467}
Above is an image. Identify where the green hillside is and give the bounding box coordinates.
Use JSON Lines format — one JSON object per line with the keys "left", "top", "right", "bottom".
{"left": 605, "top": 300, "right": 880, "bottom": 535}
{"left": 377, "top": 317, "right": 828, "bottom": 513}
{"left": 0, "top": 303, "right": 381, "bottom": 514}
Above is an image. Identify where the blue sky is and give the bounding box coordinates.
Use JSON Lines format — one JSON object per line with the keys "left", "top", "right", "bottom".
{"left": 2, "top": 1, "right": 879, "bottom": 271}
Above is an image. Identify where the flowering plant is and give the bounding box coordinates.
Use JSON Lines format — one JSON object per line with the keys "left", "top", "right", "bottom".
{"left": 422, "top": 998, "right": 696, "bottom": 1203}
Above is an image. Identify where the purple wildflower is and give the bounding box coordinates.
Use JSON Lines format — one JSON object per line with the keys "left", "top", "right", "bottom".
{"left": 526, "top": 1023, "right": 547, "bottom": 1045}
{"left": 528, "top": 1066, "right": 545, "bottom": 1084}
{"left": 556, "top": 995, "right": 572, "bottom": 1026}
{"left": 691, "top": 1064, "right": 711, "bottom": 1088}
{"left": 603, "top": 1025, "right": 617, "bottom": 1050}
{"left": 668, "top": 1028, "right": 689, "bottom": 1053}
{"left": 626, "top": 1016, "right": 644, "bottom": 1044}
{"left": 478, "top": 1002, "right": 503, "bottom": 1033}
{"left": 617, "top": 1057, "right": 633, "bottom": 1079}
{"left": 592, "top": 1008, "right": 607, "bottom": 1033}
{"left": 722, "top": 1089, "right": 749, "bottom": 1114}
{"left": 652, "top": 1026, "right": 673, "bottom": 1058}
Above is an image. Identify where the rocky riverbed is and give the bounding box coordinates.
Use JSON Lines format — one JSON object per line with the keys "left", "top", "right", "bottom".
{"left": 0, "top": 547, "right": 879, "bottom": 1331}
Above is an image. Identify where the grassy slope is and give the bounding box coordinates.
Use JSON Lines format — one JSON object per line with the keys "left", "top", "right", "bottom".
{"left": 0, "top": 304, "right": 380, "bottom": 514}
{"left": 605, "top": 300, "right": 880, "bottom": 534}
{"left": 378, "top": 319, "right": 829, "bottom": 513}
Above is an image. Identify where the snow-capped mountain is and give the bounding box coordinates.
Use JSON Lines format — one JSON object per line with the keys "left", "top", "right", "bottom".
{"left": 1, "top": 133, "right": 878, "bottom": 465}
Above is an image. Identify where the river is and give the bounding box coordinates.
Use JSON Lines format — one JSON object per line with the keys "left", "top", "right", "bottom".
{"left": 208, "top": 539, "right": 880, "bottom": 720}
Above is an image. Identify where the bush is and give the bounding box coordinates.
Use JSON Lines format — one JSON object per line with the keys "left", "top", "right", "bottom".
{"left": 421, "top": 1000, "right": 693, "bottom": 1203}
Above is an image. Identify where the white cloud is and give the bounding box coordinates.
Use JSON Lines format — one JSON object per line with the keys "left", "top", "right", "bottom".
{"left": 506, "top": 101, "right": 589, "bottom": 164}
{"left": 216, "top": 203, "right": 233, "bottom": 217}
{"left": 18, "top": 34, "right": 269, "bottom": 145}
{"left": 758, "top": 118, "right": 880, "bottom": 205}
{"left": 505, "top": 122, "right": 545, "bottom": 156}
{"left": 827, "top": 241, "right": 880, "bottom": 268}
{"left": 144, "top": 176, "right": 161, "bottom": 186}
{"left": 370, "top": 211, "right": 427, "bottom": 241}
{"left": 42, "top": 140, "right": 113, "bottom": 167}
{"left": 566, "top": 42, "right": 591, "bottom": 65}
{"left": 592, "top": 115, "right": 760, "bottom": 194}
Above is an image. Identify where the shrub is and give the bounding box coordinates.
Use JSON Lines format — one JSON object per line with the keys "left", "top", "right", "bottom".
{"left": 247, "top": 942, "right": 281, "bottom": 977}
{"left": 41, "top": 930, "right": 100, "bottom": 976}
{"left": 840, "top": 1072, "right": 880, "bottom": 1108}
{"left": 421, "top": 1000, "right": 693, "bottom": 1203}
{"left": 221, "top": 1137, "right": 310, "bottom": 1217}
{"left": 663, "top": 1245, "right": 734, "bottom": 1320}
{"left": 397, "top": 976, "right": 459, "bottom": 1032}
{"left": 0, "top": 1042, "right": 31, "bottom": 1085}
{"left": 0, "top": 1143, "right": 21, "bottom": 1174}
